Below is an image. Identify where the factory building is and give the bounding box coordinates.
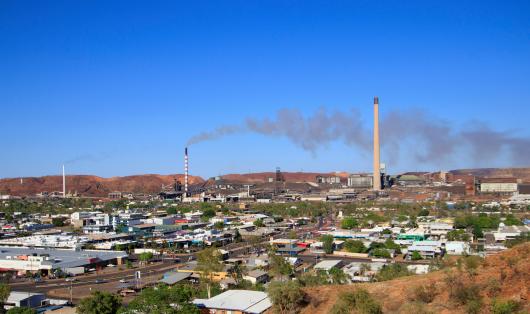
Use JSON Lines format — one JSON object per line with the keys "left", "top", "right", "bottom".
{"left": 479, "top": 178, "right": 519, "bottom": 194}
{"left": 347, "top": 174, "right": 373, "bottom": 188}
{"left": 316, "top": 176, "right": 341, "bottom": 185}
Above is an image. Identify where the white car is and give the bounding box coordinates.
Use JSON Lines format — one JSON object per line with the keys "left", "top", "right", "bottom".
{"left": 119, "top": 279, "right": 128, "bottom": 283}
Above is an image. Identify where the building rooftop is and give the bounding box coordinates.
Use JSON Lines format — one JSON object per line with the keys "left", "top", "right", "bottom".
{"left": 160, "top": 272, "right": 192, "bottom": 285}
{"left": 7, "top": 291, "right": 44, "bottom": 303}
{"left": 480, "top": 177, "right": 518, "bottom": 184}
{"left": 314, "top": 260, "right": 342, "bottom": 271}
{"left": 193, "top": 290, "right": 272, "bottom": 314}
{"left": 0, "top": 247, "right": 127, "bottom": 269}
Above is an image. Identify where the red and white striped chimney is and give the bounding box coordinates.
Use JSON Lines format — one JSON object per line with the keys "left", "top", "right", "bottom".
{"left": 184, "top": 147, "right": 189, "bottom": 196}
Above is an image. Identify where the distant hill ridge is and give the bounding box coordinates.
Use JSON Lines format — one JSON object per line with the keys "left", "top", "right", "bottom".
{"left": 0, "top": 174, "right": 204, "bottom": 197}
{"left": 1, "top": 167, "right": 529, "bottom": 197}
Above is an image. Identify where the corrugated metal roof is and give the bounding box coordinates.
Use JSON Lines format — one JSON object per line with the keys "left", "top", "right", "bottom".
{"left": 193, "top": 290, "right": 271, "bottom": 314}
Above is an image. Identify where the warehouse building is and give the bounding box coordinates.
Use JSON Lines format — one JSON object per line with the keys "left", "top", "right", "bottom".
{"left": 479, "top": 178, "right": 518, "bottom": 194}
{"left": 0, "top": 247, "right": 127, "bottom": 276}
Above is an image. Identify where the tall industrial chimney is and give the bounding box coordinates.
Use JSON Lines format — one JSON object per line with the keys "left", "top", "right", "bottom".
{"left": 62, "top": 164, "right": 66, "bottom": 198}
{"left": 373, "top": 96, "right": 381, "bottom": 191}
{"left": 184, "top": 147, "right": 189, "bottom": 196}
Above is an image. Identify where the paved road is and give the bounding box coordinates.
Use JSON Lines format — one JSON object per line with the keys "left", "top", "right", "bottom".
{"left": 7, "top": 223, "right": 320, "bottom": 295}
{"left": 9, "top": 260, "right": 182, "bottom": 294}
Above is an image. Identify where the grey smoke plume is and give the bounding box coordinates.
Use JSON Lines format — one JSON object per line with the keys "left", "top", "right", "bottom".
{"left": 187, "top": 107, "right": 530, "bottom": 166}
{"left": 187, "top": 125, "right": 243, "bottom": 146}
{"left": 246, "top": 108, "right": 369, "bottom": 152}
{"left": 64, "top": 153, "right": 109, "bottom": 165}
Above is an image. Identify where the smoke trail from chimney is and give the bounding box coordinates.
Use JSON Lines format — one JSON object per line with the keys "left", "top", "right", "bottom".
{"left": 185, "top": 105, "right": 530, "bottom": 167}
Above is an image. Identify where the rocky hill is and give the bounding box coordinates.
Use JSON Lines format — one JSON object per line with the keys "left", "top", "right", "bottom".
{"left": 450, "top": 167, "right": 530, "bottom": 181}
{"left": 0, "top": 174, "right": 204, "bottom": 197}
{"left": 300, "top": 243, "right": 530, "bottom": 314}
{"left": 2, "top": 167, "right": 530, "bottom": 197}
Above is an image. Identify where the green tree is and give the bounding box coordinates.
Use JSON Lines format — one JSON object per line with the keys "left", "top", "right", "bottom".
{"left": 0, "top": 283, "right": 11, "bottom": 314}
{"left": 321, "top": 235, "right": 334, "bottom": 254}
{"left": 268, "top": 281, "right": 305, "bottom": 314}
{"left": 119, "top": 284, "right": 199, "bottom": 314}
{"left": 52, "top": 217, "right": 66, "bottom": 227}
{"left": 196, "top": 247, "right": 224, "bottom": 298}
{"left": 329, "top": 267, "right": 348, "bottom": 284}
{"left": 253, "top": 219, "right": 265, "bottom": 227}
{"left": 446, "top": 230, "right": 470, "bottom": 241}
{"left": 418, "top": 209, "right": 430, "bottom": 217}
{"left": 384, "top": 239, "right": 401, "bottom": 254}
{"left": 472, "top": 225, "right": 484, "bottom": 239}
{"left": 268, "top": 248, "right": 294, "bottom": 281}
{"left": 202, "top": 208, "right": 216, "bottom": 219}
{"left": 411, "top": 251, "right": 423, "bottom": 260}
{"left": 372, "top": 248, "right": 391, "bottom": 258}
{"left": 341, "top": 217, "right": 358, "bottom": 230}
{"left": 233, "top": 229, "right": 242, "bottom": 242}
{"left": 376, "top": 264, "right": 412, "bottom": 281}
{"left": 6, "top": 308, "right": 36, "bottom": 314}
{"left": 138, "top": 252, "right": 154, "bottom": 265}
{"left": 344, "top": 240, "right": 367, "bottom": 254}
{"left": 502, "top": 215, "right": 522, "bottom": 226}
{"left": 77, "top": 291, "right": 122, "bottom": 314}
{"left": 213, "top": 221, "right": 225, "bottom": 230}
{"left": 297, "top": 271, "right": 328, "bottom": 287}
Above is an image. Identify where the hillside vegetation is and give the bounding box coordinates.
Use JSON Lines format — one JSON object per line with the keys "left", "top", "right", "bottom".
{"left": 300, "top": 243, "right": 530, "bottom": 314}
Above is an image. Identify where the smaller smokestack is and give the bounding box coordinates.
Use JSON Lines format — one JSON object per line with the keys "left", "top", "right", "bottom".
{"left": 184, "top": 147, "right": 189, "bottom": 196}
{"left": 62, "top": 164, "right": 66, "bottom": 198}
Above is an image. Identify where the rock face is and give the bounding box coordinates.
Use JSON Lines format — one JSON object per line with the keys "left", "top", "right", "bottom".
{"left": 450, "top": 167, "right": 530, "bottom": 181}
{"left": 0, "top": 174, "right": 204, "bottom": 197}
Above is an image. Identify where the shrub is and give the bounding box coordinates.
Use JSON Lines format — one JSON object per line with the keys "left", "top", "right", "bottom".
{"left": 344, "top": 240, "right": 367, "bottom": 253}
{"left": 268, "top": 281, "right": 305, "bottom": 314}
{"left": 321, "top": 235, "right": 334, "bottom": 254}
{"left": 466, "top": 299, "right": 483, "bottom": 314}
{"left": 411, "top": 251, "right": 423, "bottom": 260}
{"left": 372, "top": 248, "right": 391, "bottom": 258}
{"left": 412, "top": 283, "right": 438, "bottom": 303}
{"left": 376, "top": 263, "right": 412, "bottom": 282}
{"left": 451, "top": 282, "right": 482, "bottom": 306}
{"left": 486, "top": 278, "right": 501, "bottom": 297}
{"left": 398, "top": 302, "right": 433, "bottom": 314}
{"left": 341, "top": 217, "right": 359, "bottom": 230}
{"left": 331, "top": 289, "right": 382, "bottom": 314}
{"left": 463, "top": 256, "right": 483, "bottom": 276}
{"left": 491, "top": 299, "right": 522, "bottom": 314}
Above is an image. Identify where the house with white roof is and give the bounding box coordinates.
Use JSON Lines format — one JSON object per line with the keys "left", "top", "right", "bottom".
{"left": 193, "top": 290, "right": 272, "bottom": 314}
{"left": 405, "top": 241, "right": 443, "bottom": 259}
{"left": 445, "top": 241, "right": 470, "bottom": 255}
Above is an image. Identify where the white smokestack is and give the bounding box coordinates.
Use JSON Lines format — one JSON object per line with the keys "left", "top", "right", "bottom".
{"left": 373, "top": 96, "right": 381, "bottom": 191}
{"left": 184, "top": 147, "right": 189, "bottom": 196}
{"left": 62, "top": 164, "right": 66, "bottom": 198}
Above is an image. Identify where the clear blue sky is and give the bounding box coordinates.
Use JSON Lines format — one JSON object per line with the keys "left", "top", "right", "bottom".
{"left": 1, "top": 1, "right": 530, "bottom": 179}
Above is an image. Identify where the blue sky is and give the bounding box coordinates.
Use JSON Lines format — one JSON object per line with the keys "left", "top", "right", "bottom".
{"left": 1, "top": 1, "right": 530, "bottom": 179}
